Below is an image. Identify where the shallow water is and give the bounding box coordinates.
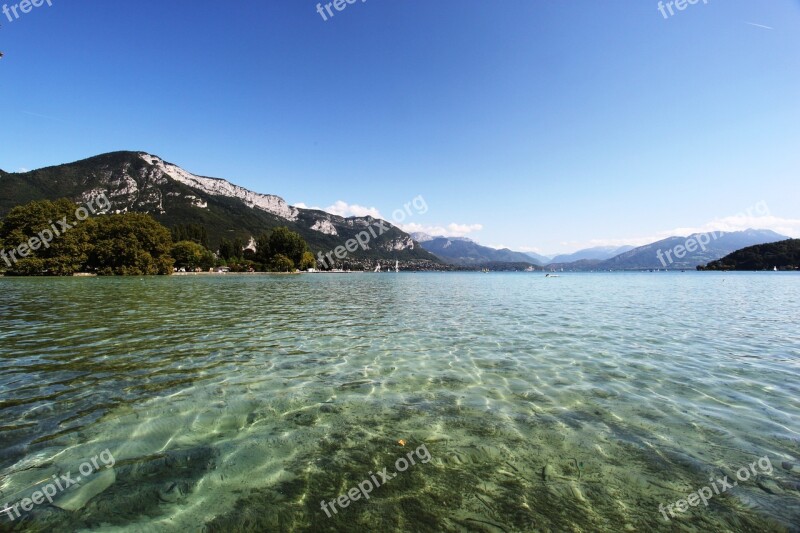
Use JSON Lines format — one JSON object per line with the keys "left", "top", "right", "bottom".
{"left": 0, "top": 272, "right": 798, "bottom": 532}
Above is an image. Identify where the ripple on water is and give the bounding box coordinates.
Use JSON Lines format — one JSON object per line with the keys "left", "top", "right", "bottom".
{"left": 0, "top": 273, "right": 798, "bottom": 532}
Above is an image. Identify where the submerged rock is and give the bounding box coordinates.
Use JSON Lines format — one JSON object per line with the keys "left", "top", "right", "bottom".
{"left": 53, "top": 468, "right": 116, "bottom": 512}
{"left": 158, "top": 481, "right": 189, "bottom": 503}
{"left": 542, "top": 464, "right": 555, "bottom": 481}
{"left": 780, "top": 461, "right": 800, "bottom": 474}
{"left": 568, "top": 482, "right": 587, "bottom": 503}
{"left": 758, "top": 479, "right": 782, "bottom": 495}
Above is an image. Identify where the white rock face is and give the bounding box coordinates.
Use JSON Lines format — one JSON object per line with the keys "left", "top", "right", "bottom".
{"left": 310, "top": 219, "right": 338, "bottom": 236}
{"left": 391, "top": 237, "right": 415, "bottom": 251}
{"left": 139, "top": 153, "right": 299, "bottom": 221}
{"left": 185, "top": 195, "right": 208, "bottom": 209}
{"left": 80, "top": 188, "right": 107, "bottom": 205}
{"left": 409, "top": 232, "right": 435, "bottom": 242}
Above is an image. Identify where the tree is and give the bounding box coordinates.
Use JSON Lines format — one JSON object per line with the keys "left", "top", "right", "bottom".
{"left": 171, "top": 224, "right": 209, "bottom": 248}
{"left": 270, "top": 254, "right": 295, "bottom": 272}
{"left": 218, "top": 238, "right": 236, "bottom": 261}
{"left": 299, "top": 251, "right": 316, "bottom": 270}
{"left": 0, "top": 198, "right": 92, "bottom": 275}
{"left": 218, "top": 237, "right": 246, "bottom": 261}
{"left": 267, "top": 227, "right": 309, "bottom": 265}
{"left": 172, "top": 241, "right": 214, "bottom": 271}
{"left": 88, "top": 213, "right": 174, "bottom": 275}
{"left": 252, "top": 227, "right": 311, "bottom": 272}
{"left": 254, "top": 232, "right": 271, "bottom": 266}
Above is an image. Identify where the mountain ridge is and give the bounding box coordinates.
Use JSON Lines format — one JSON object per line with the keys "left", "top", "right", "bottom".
{"left": 416, "top": 236, "right": 542, "bottom": 266}
{"left": 551, "top": 229, "right": 788, "bottom": 270}
{"left": 549, "top": 245, "right": 634, "bottom": 264}
{"left": 0, "top": 151, "right": 439, "bottom": 264}
{"left": 698, "top": 239, "right": 800, "bottom": 271}
{"left": 1, "top": 152, "right": 790, "bottom": 271}
{"left": 416, "top": 229, "right": 789, "bottom": 271}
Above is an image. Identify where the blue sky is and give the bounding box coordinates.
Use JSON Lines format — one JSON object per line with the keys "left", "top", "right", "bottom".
{"left": 1, "top": 0, "right": 799, "bottom": 254}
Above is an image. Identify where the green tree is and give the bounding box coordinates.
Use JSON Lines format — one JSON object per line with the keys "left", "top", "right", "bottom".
{"left": 267, "top": 227, "right": 309, "bottom": 265}
{"left": 171, "top": 224, "right": 209, "bottom": 248}
{"left": 0, "top": 198, "right": 92, "bottom": 276}
{"left": 88, "top": 213, "right": 174, "bottom": 275}
{"left": 254, "top": 233, "right": 271, "bottom": 267}
{"left": 270, "top": 254, "right": 295, "bottom": 272}
{"left": 298, "top": 251, "right": 316, "bottom": 270}
{"left": 218, "top": 238, "right": 235, "bottom": 261}
{"left": 172, "top": 240, "right": 215, "bottom": 271}
{"left": 218, "top": 237, "right": 246, "bottom": 261}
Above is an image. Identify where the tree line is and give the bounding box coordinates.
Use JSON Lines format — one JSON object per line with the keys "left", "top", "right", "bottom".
{"left": 0, "top": 198, "right": 316, "bottom": 276}
{"left": 698, "top": 239, "right": 800, "bottom": 271}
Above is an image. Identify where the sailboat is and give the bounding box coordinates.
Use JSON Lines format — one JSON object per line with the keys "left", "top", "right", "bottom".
{"left": 374, "top": 262, "right": 381, "bottom": 273}
{"left": 774, "top": 266, "right": 778, "bottom": 272}
{"left": 395, "top": 260, "right": 399, "bottom": 273}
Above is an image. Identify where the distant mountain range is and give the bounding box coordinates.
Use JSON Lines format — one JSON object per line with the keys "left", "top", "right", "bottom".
{"left": 410, "top": 234, "right": 540, "bottom": 265}
{"left": 1, "top": 152, "right": 790, "bottom": 271}
{"left": 523, "top": 251, "right": 552, "bottom": 265}
{"left": 0, "top": 152, "right": 439, "bottom": 264}
{"left": 594, "top": 229, "right": 787, "bottom": 270}
{"left": 549, "top": 245, "right": 635, "bottom": 264}
{"left": 416, "top": 230, "right": 789, "bottom": 270}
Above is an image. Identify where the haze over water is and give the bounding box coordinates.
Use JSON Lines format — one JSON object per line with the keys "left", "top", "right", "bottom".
{"left": 1, "top": 272, "right": 798, "bottom": 532}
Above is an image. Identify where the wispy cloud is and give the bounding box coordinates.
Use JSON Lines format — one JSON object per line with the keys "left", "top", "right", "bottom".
{"left": 398, "top": 222, "right": 483, "bottom": 238}
{"left": 20, "top": 110, "right": 61, "bottom": 121}
{"left": 321, "top": 200, "right": 382, "bottom": 219}
{"left": 745, "top": 22, "right": 774, "bottom": 30}
{"left": 293, "top": 200, "right": 382, "bottom": 219}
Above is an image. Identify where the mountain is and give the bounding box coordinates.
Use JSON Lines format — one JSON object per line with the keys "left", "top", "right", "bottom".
{"left": 0, "top": 151, "right": 440, "bottom": 263}
{"left": 699, "top": 239, "right": 800, "bottom": 271}
{"left": 549, "top": 245, "right": 634, "bottom": 265}
{"left": 545, "top": 259, "right": 604, "bottom": 271}
{"left": 417, "top": 237, "right": 539, "bottom": 266}
{"left": 524, "top": 251, "right": 552, "bottom": 265}
{"left": 409, "top": 232, "right": 438, "bottom": 243}
{"left": 559, "top": 229, "right": 788, "bottom": 270}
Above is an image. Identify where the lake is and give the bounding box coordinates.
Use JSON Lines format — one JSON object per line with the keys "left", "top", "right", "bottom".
{"left": 0, "top": 272, "right": 798, "bottom": 532}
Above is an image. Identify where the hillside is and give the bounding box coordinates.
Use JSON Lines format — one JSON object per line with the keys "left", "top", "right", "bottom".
{"left": 0, "top": 152, "right": 439, "bottom": 263}
{"left": 416, "top": 236, "right": 539, "bottom": 266}
{"left": 549, "top": 245, "right": 634, "bottom": 265}
{"left": 597, "top": 230, "right": 787, "bottom": 270}
{"left": 698, "top": 239, "right": 800, "bottom": 271}
{"left": 524, "top": 251, "right": 552, "bottom": 265}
